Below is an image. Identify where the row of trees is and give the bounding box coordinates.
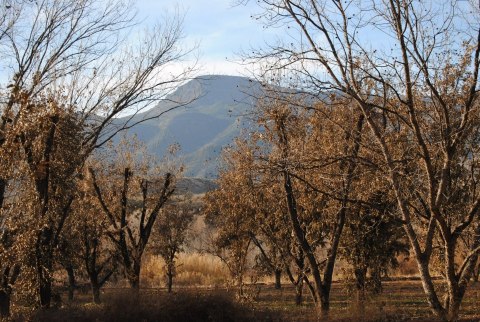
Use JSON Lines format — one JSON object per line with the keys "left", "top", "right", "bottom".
{"left": 0, "top": 0, "right": 195, "bottom": 317}
{"left": 206, "top": 1, "right": 480, "bottom": 321}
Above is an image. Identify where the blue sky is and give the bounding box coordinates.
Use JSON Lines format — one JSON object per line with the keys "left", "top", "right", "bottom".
{"left": 135, "top": 0, "right": 281, "bottom": 77}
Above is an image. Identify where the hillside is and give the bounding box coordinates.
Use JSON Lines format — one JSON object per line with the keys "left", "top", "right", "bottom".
{"left": 113, "top": 75, "right": 263, "bottom": 179}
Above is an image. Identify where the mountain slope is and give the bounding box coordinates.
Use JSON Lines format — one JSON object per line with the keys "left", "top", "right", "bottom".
{"left": 114, "top": 75, "right": 263, "bottom": 178}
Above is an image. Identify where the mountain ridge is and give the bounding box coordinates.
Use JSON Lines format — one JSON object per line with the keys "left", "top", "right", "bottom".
{"left": 114, "top": 75, "right": 263, "bottom": 179}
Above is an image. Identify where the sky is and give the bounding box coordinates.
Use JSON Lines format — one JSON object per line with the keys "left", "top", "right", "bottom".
{"left": 135, "top": 0, "right": 278, "bottom": 77}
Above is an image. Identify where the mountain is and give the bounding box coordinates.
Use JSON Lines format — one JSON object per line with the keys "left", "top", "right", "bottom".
{"left": 113, "top": 75, "right": 263, "bottom": 179}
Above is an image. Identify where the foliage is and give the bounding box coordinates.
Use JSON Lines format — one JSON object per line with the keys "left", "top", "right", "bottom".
{"left": 340, "top": 191, "right": 409, "bottom": 301}
{"left": 244, "top": 1, "right": 480, "bottom": 320}
{"left": 204, "top": 96, "right": 369, "bottom": 313}
{"left": 0, "top": 0, "right": 194, "bottom": 314}
{"left": 150, "top": 195, "right": 196, "bottom": 292}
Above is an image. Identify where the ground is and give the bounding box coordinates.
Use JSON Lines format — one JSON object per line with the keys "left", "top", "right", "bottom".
{"left": 20, "top": 279, "right": 480, "bottom": 321}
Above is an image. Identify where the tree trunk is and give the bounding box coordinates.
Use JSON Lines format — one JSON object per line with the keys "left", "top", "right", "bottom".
{"left": 66, "top": 265, "right": 76, "bottom": 301}
{"left": 320, "top": 287, "right": 330, "bottom": 317}
{"left": 39, "top": 277, "right": 52, "bottom": 309}
{"left": 0, "top": 289, "right": 11, "bottom": 318}
{"left": 235, "top": 272, "right": 244, "bottom": 298}
{"left": 473, "top": 264, "right": 480, "bottom": 283}
{"left": 128, "top": 275, "right": 140, "bottom": 289}
{"left": 447, "top": 297, "right": 462, "bottom": 322}
{"left": 277, "top": 114, "right": 363, "bottom": 319}
{"left": 88, "top": 270, "right": 101, "bottom": 304}
{"left": 91, "top": 283, "right": 101, "bottom": 304}
{"left": 281, "top": 168, "right": 329, "bottom": 317}
{"left": 294, "top": 279, "right": 303, "bottom": 305}
{"left": 125, "top": 256, "right": 142, "bottom": 291}
{"left": 370, "top": 267, "right": 382, "bottom": 294}
{"left": 37, "top": 252, "right": 53, "bottom": 308}
{"left": 274, "top": 269, "right": 282, "bottom": 290}
{"left": 36, "top": 227, "right": 54, "bottom": 309}
{"left": 415, "top": 255, "right": 448, "bottom": 321}
{"left": 354, "top": 268, "right": 366, "bottom": 316}
{"left": 166, "top": 266, "right": 173, "bottom": 293}
{"left": 128, "top": 264, "right": 141, "bottom": 290}
{"left": 0, "top": 178, "right": 6, "bottom": 209}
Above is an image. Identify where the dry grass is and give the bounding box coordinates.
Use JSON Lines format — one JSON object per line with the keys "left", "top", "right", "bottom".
{"left": 17, "top": 249, "right": 480, "bottom": 321}
{"left": 141, "top": 252, "right": 229, "bottom": 288}
{"left": 391, "top": 256, "right": 420, "bottom": 277}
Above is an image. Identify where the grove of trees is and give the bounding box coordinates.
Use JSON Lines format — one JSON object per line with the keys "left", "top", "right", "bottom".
{"left": 205, "top": 1, "right": 480, "bottom": 321}
{"left": 0, "top": 0, "right": 479, "bottom": 322}
{"left": 0, "top": 0, "right": 195, "bottom": 317}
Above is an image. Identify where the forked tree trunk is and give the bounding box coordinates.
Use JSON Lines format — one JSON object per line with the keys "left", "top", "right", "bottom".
{"left": 86, "top": 260, "right": 114, "bottom": 305}
{"left": 127, "top": 261, "right": 141, "bottom": 290}
{"left": 409, "top": 240, "right": 448, "bottom": 321}
{"left": 277, "top": 113, "right": 363, "bottom": 319}
{"left": 283, "top": 169, "right": 331, "bottom": 318}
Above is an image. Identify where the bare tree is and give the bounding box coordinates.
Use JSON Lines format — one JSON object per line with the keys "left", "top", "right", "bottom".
{"left": 245, "top": 1, "right": 480, "bottom": 320}
{"left": 258, "top": 99, "right": 364, "bottom": 317}
{"left": 204, "top": 135, "right": 308, "bottom": 305}
{"left": 89, "top": 138, "right": 178, "bottom": 290}
{"left": 205, "top": 93, "right": 367, "bottom": 314}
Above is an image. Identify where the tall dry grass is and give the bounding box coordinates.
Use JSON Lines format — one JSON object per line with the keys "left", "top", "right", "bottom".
{"left": 141, "top": 252, "right": 229, "bottom": 288}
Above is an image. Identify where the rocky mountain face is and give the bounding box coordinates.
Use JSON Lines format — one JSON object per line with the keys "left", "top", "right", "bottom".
{"left": 113, "top": 75, "right": 263, "bottom": 180}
